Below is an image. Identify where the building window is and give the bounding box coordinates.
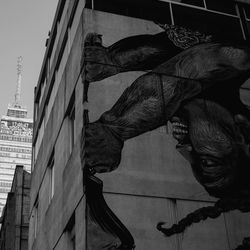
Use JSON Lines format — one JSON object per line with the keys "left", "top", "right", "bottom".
{"left": 172, "top": 4, "right": 243, "bottom": 40}
{"left": 244, "top": 4, "right": 250, "bottom": 20}
{"left": 69, "top": 106, "right": 75, "bottom": 154}
{"left": 34, "top": 198, "right": 39, "bottom": 239}
{"left": 205, "top": 0, "right": 237, "bottom": 15}
{"left": 34, "top": 102, "right": 39, "bottom": 122}
{"left": 48, "top": 151, "right": 55, "bottom": 202}
{"left": 68, "top": 225, "right": 76, "bottom": 250}
{"left": 241, "top": 4, "right": 250, "bottom": 39}
{"left": 85, "top": 0, "right": 172, "bottom": 24}
{"left": 171, "top": 0, "right": 205, "bottom": 8}
{"left": 44, "top": 104, "right": 48, "bottom": 126}
{"left": 66, "top": 92, "right": 75, "bottom": 154}
{"left": 65, "top": 213, "right": 76, "bottom": 250}
{"left": 68, "top": 27, "right": 71, "bottom": 54}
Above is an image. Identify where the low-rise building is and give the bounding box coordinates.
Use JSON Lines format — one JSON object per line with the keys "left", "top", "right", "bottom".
{"left": 0, "top": 165, "right": 31, "bottom": 250}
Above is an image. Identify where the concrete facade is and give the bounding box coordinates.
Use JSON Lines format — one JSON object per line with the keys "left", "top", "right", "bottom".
{"left": 29, "top": 1, "right": 250, "bottom": 250}
{"left": 0, "top": 165, "right": 31, "bottom": 250}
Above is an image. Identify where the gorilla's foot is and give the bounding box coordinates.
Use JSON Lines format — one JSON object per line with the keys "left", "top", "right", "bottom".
{"left": 234, "top": 237, "right": 250, "bottom": 250}
{"left": 83, "top": 122, "right": 124, "bottom": 173}
{"left": 81, "top": 33, "right": 120, "bottom": 83}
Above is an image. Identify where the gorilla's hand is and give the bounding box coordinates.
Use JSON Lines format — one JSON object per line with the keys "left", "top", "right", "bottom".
{"left": 81, "top": 122, "right": 124, "bottom": 173}
{"left": 81, "top": 33, "right": 119, "bottom": 83}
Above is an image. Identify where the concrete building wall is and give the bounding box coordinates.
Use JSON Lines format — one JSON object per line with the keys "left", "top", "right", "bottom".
{"left": 29, "top": 1, "right": 86, "bottom": 249}
{"left": 29, "top": 1, "right": 250, "bottom": 250}
{"left": 83, "top": 10, "right": 250, "bottom": 250}
{"left": 0, "top": 165, "right": 31, "bottom": 250}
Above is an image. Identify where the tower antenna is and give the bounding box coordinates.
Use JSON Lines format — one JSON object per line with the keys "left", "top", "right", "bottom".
{"left": 15, "top": 56, "right": 22, "bottom": 107}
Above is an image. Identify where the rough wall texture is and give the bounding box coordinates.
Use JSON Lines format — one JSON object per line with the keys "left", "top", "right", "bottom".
{"left": 29, "top": 3, "right": 250, "bottom": 250}
{"left": 0, "top": 166, "right": 30, "bottom": 250}
{"left": 83, "top": 9, "right": 250, "bottom": 250}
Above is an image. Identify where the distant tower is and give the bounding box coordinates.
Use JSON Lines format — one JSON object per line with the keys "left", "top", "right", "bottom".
{"left": 0, "top": 56, "right": 32, "bottom": 216}
{"left": 15, "top": 56, "right": 22, "bottom": 108}
{"left": 7, "top": 57, "right": 28, "bottom": 118}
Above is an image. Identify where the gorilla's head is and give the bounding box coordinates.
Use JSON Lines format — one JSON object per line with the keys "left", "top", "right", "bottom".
{"left": 173, "top": 100, "right": 250, "bottom": 198}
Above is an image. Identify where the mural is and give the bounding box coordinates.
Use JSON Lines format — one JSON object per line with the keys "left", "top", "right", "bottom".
{"left": 82, "top": 24, "right": 250, "bottom": 249}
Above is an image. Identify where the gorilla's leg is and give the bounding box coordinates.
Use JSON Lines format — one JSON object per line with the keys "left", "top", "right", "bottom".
{"left": 84, "top": 72, "right": 201, "bottom": 173}
{"left": 81, "top": 32, "right": 182, "bottom": 83}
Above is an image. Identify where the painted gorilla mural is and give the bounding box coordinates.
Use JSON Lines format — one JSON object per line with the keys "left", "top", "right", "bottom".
{"left": 81, "top": 24, "right": 250, "bottom": 250}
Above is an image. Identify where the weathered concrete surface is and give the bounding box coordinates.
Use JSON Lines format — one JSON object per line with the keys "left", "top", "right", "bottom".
{"left": 0, "top": 166, "right": 30, "bottom": 250}
{"left": 29, "top": 3, "right": 250, "bottom": 250}
{"left": 84, "top": 9, "right": 250, "bottom": 250}
{"left": 85, "top": 10, "right": 211, "bottom": 201}
{"left": 29, "top": 1, "right": 86, "bottom": 249}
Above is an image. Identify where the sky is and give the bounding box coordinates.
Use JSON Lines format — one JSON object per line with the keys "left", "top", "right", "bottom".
{"left": 0, "top": 0, "right": 58, "bottom": 119}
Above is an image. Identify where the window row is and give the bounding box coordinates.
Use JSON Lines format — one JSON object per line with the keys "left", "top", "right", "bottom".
{"left": 0, "top": 182, "right": 12, "bottom": 188}
{"left": 85, "top": 0, "right": 238, "bottom": 16}
{"left": 29, "top": 95, "right": 76, "bottom": 247}
{"left": 0, "top": 146, "right": 31, "bottom": 154}
{"left": 31, "top": 199, "right": 75, "bottom": 250}
{"left": 85, "top": 0, "right": 247, "bottom": 41}
{"left": 34, "top": 28, "right": 71, "bottom": 161}
{"left": 7, "top": 109, "right": 27, "bottom": 119}
{"left": 35, "top": 0, "right": 83, "bottom": 128}
{"left": 172, "top": 0, "right": 238, "bottom": 16}
{"left": 166, "top": 0, "right": 238, "bottom": 16}
{"left": 36, "top": 0, "right": 71, "bottom": 110}
{"left": 33, "top": 0, "right": 83, "bottom": 163}
{"left": 0, "top": 179, "right": 12, "bottom": 184}
{"left": 33, "top": 91, "right": 75, "bottom": 172}
{"left": 0, "top": 152, "right": 31, "bottom": 159}
{"left": 0, "top": 171, "right": 15, "bottom": 177}
{"left": 31, "top": 150, "right": 54, "bottom": 241}
{"left": 0, "top": 135, "right": 32, "bottom": 143}
{"left": 0, "top": 188, "right": 10, "bottom": 193}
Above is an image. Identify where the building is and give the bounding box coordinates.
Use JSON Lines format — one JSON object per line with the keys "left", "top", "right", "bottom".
{"left": 0, "top": 165, "right": 31, "bottom": 250}
{"left": 0, "top": 57, "right": 33, "bottom": 215}
{"left": 29, "top": 1, "right": 250, "bottom": 250}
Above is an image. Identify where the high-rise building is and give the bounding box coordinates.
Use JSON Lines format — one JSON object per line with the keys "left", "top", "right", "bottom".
{"left": 29, "top": 1, "right": 250, "bottom": 250}
{"left": 0, "top": 57, "right": 32, "bottom": 215}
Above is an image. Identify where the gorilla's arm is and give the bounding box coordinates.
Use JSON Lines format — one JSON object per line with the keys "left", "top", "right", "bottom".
{"left": 82, "top": 24, "right": 213, "bottom": 83}
{"left": 82, "top": 32, "right": 182, "bottom": 82}
{"left": 106, "top": 32, "right": 182, "bottom": 72}
{"left": 83, "top": 41, "right": 250, "bottom": 173}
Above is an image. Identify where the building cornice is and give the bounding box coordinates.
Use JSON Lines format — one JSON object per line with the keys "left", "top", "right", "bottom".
{"left": 1, "top": 116, "right": 33, "bottom": 123}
